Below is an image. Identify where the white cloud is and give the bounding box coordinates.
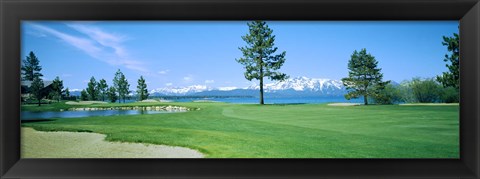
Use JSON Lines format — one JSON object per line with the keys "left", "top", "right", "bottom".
{"left": 205, "top": 80, "right": 215, "bottom": 84}
{"left": 165, "top": 83, "right": 173, "bottom": 86}
{"left": 158, "top": 70, "right": 170, "bottom": 75}
{"left": 183, "top": 75, "right": 193, "bottom": 82}
{"left": 30, "top": 23, "right": 148, "bottom": 73}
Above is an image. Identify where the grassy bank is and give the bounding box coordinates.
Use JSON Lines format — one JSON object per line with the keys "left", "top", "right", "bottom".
{"left": 22, "top": 101, "right": 459, "bottom": 158}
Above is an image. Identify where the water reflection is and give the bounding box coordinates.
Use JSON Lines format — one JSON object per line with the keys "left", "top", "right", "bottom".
{"left": 21, "top": 110, "right": 180, "bottom": 120}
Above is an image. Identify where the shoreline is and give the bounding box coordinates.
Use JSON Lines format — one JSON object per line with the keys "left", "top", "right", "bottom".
{"left": 21, "top": 127, "right": 204, "bottom": 158}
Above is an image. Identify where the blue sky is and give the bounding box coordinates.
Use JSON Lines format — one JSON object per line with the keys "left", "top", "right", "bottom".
{"left": 22, "top": 21, "right": 459, "bottom": 90}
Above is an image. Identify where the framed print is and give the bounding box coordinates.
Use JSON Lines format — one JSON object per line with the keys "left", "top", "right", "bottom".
{"left": 1, "top": 0, "right": 479, "bottom": 178}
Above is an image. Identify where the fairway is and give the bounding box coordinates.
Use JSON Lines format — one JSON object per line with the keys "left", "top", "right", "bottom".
{"left": 22, "top": 102, "right": 459, "bottom": 158}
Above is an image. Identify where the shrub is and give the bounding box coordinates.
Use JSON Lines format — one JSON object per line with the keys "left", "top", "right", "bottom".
{"left": 440, "top": 86, "right": 459, "bottom": 103}
{"left": 410, "top": 78, "right": 442, "bottom": 103}
{"left": 372, "top": 83, "right": 403, "bottom": 104}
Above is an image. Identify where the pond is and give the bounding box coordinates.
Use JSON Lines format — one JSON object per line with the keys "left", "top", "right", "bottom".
{"left": 21, "top": 110, "right": 182, "bottom": 120}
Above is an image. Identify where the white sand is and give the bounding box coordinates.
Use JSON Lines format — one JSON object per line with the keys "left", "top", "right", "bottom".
{"left": 327, "top": 103, "right": 362, "bottom": 106}
{"left": 21, "top": 127, "right": 204, "bottom": 158}
{"left": 139, "top": 99, "right": 159, "bottom": 103}
{"left": 66, "top": 101, "right": 108, "bottom": 105}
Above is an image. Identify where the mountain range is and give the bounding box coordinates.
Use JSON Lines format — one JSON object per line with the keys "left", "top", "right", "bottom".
{"left": 149, "top": 76, "right": 347, "bottom": 97}
{"left": 68, "top": 76, "right": 401, "bottom": 98}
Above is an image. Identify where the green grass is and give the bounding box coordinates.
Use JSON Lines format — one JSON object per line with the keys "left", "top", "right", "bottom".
{"left": 22, "top": 101, "right": 459, "bottom": 158}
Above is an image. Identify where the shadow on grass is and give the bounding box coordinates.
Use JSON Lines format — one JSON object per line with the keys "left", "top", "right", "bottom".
{"left": 21, "top": 119, "right": 55, "bottom": 123}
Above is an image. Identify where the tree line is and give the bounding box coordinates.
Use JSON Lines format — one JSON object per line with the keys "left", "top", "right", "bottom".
{"left": 79, "top": 70, "right": 149, "bottom": 103}
{"left": 236, "top": 21, "right": 459, "bottom": 105}
{"left": 21, "top": 51, "right": 150, "bottom": 105}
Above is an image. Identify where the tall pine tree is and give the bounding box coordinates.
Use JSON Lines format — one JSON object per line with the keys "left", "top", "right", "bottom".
{"left": 341, "top": 49, "right": 390, "bottom": 105}
{"left": 30, "top": 76, "right": 44, "bottom": 106}
{"left": 136, "top": 76, "right": 149, "bottom": 101}
{"left": 51, "top": 76, "right": 64, "bottom": 102}
{"left": 107, "top": 86, "right": 118, "bottom": 103}
{"left": 97, "top": 79, "right": 108, "bottom": 101}
{"left": 236, "top": 21, "right": 288, "bottom": 105}
{"left": 436, "top": 33, "right": 459, "bottom": 90}
{"left": 113, "top": 69, "right": 130, "bottom": 103}
{"left": 86, "top": 76, "right": 98, "bottom": 100}
{"left": 21, "top": 51, "right": 43, "bottom": 81}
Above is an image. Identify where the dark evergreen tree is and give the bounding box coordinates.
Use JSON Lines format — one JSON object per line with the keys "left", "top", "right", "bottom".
{"left": 80, "top": 89, "right": 88, "bottom": 101}
{"left": 136, "top": 76, "right": 149, "bottom": 101}
{"left": 65, "top": 88, "right": 70, "bottom": 98}
{"left": 236, "top": 21, "right": 288, "bottom": 105}
{"left": 51, "top": 76, "right": 64, "bottom": 102}
{"left": 437, "top": 33, "right": 460, "bottom": 102}
{"left": 21, "top": 51, "right": 43, "bottom": 81}
{"left": 30, "top": 76, "right": 44, "bottom": 106}
{"left": 86, "top": 76, "right": 98, "bottom": 100}
{"left": 107, "top": 86, "right": 118, "bottom": 103}
{"left": 113, "top": 69, "right": 130, "bottom": 103}
{"left": 97, "top": 79, "right": 108, "bottom": 101}
{"left": 436, "top": 33, "right": 459, "bottom": 90}
{"left": 341, "top": 49, "right": 390, "bottom": 105}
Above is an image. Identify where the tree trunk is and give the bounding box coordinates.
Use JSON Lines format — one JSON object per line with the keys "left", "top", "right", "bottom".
{"left": 364, "top": 95, "right": 368, "bottom": 105}
{"left": 260, "top": 77, "right": 264, "bottom": 105}
{"left": 38, "top": 99, "right": 41, "bottom": 106}
{"left": 259, "top": 60, "right": 264, "bottom": 105}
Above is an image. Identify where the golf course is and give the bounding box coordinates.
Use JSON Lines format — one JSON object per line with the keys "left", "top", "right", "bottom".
{"left": 21, "top": 101, "right": 459, "bottom": 158}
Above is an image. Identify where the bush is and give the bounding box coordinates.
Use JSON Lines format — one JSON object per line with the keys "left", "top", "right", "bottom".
{"left": 440, "top": 86, "right": 459, "bottom": 103}
{"left": 410, "top": 78, "right": 442, "bottom": 103}
{"left": 372, "top": 83, "right": 403, "bottom": 104}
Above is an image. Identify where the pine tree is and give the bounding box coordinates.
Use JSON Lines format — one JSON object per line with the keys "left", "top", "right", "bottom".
{"left": 21, "top": 51, "right": 43, "bottom": 81}
{"left": 31, "top": 76, "right": 44, "bottom": 106}
{"left": 341, "top": 49, "right": 390, "bottom": 105}
{"left": 51, "top": 76, "right": 64, "bottom": 102}
{"left": 236, "top": 21, "right": 288, "bottom": 105}
{"left": 113, "top": 69, "right": 130, "bottom": 103}
{"left": 436, "top": 33, "right": 459, "bottom": 90}
{"left": 65, "top": 88, "right": 70, "bottom": 98}
{"left": 107, "top": 86, "right": 118, "bottom": 103}
{"left": 80, "top": 89, "right": 88, "bottom": 101}
{"left": 97, "top": 79, "right": 108, "bottom": 101}
{"left": 86, "top": 76, "right": 98, "bottom": 100}
{"left": 136, "top": 76, "right": 149, "bottom": 101}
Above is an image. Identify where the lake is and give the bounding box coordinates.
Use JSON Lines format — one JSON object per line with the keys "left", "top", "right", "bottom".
{"left": 21, "top": 110, "right": 178, "bottom": 120}
{"left": 174, "top": 96, "right": 363, "bottom": 104}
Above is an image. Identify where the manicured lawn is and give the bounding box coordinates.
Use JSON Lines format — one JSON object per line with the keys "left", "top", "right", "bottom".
{"left": 22, "top": 102, "right": 459, "bottom": 158}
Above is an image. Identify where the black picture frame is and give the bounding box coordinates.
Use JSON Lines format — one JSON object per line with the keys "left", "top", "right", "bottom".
{"left": 1, "top": 0, "right": 479, "bottom": 178}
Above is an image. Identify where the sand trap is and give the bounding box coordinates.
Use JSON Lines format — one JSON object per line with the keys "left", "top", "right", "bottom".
{"left": 399, "top": 103, "right": 459, "bottom": 106}
{"left": 139, "top": 99, "right": 159, "bottom": 103}
{"left": 66, "top": 101, "right": 108, "bottom": 105}
{"left": 21, "top": 127, "right": 204, "bottom": 158}
{"left": 327, "top": 103, "right": 362, "bottom": 106}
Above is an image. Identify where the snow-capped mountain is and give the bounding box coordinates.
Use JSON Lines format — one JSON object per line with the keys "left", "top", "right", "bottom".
{"left": 150, "top": 85, "right": 213, "bottom": 95}
{"left": 149, "top": 77, "right": 346, "bottom": 97}
{"left": 247, "top": 76, "right": 344, "bottom": 92}
{"left": 67, "top": 89, "right": 83, "bottom": 96}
